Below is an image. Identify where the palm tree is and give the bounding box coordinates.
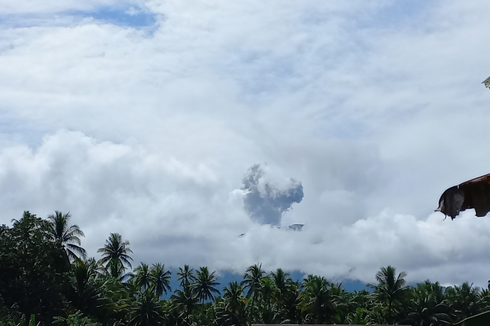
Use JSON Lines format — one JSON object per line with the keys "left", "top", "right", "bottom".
{"left": 177, "top": 264, "right": 195, "bottom": 289}
{"left": 445, "top": 282, "right": 482, "bottom": 323}
{"left": 128, "top": 291, "right": 165, "bottom": 326}
{"left": 68, "top": 257, "right": 103, "bottom": 318}
{"left": 242, "top": 264, "right": 265, "bottom": 299}
{"left": 102, "top": 258, "right": 133, "bottom": 281}
{"left": 150, "top": 263, "right": 171, "bottom": 298}
{"left": 281, "top": 278, "right": 301, "bottom": 324}
{"left": 299, "top": 275, "right": 336, "bottom": 324}
{"left": 271, "top": 268, "right": 289, "bottom": 295}
{"left": 216, "top": 282, "right": 247, "bottom": 326}
{"left": 403, "top": 280, "right": 451, "bottom": 326}
{"left": 329, "top": 282, "right": 351, "bottom": 324}
{"left": 133, "top": 263, "right": 151, "bottom": 291}
{"left": 346, "top": 308, "right": 375, "bottom": 325}
{"left": 259, "top": 276, "right": 281, "bottom": 323}
{"left": 241, "top": 263, "right": 265, "bottom": 323}
{"left": 270, "top": 268, "right": 297, "bottom": 321}
{"left": 46, "top": 211, "right": 86, "bottom": 261}
{"left": 170, "top": 286, "right": 199, "bottom": 323}
{"left": 97, "top": 233, "right": 133, "bottom": 279}
{"left": 372, "top": 265, "right": 409, "bottom": 323}
{"left": 193, "top": 266, "right": 221, "bottom": 303}
{"left": 223, "top": 281, "right": 246, "bottom": 314}
{"left": 479, "top": 282, "right": 490, "bottom": 311}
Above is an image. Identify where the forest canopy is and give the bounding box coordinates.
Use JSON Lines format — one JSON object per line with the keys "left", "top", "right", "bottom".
{"left": 0, "top": 211, "right": 489, "bottom": 326}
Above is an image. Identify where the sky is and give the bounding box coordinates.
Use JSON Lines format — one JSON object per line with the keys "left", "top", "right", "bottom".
{"left": 1, "top": 0, "right": 490, "bottom": 287}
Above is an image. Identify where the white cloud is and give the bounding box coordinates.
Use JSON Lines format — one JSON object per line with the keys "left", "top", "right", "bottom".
{"left": 1, "top": 0, "right": 490, "bottom": 287}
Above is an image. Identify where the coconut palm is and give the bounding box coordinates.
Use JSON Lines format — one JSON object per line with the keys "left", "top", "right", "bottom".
{"left": 170, "top": 286, "right": 199, "bottom": 323}
{"left": 329, "top": 282, "right": 352, "bottom": 324}
{"left": 177, "top": 264, "right": 195, "bottom": 289}
{"left": 133, "top": 263, "right": 151, "bottom": 291}
{"left": 193, "top": 266, "right": 220, "bottom": 303}
{"left": 68, "top": 257, "right": 103, "bottom": 317}
{"left": 128, "top": 291, "right": 165, "bottom": 326}
{"left": 445, "top": 282, "right": 482, "bottom": 322}
{"left": 281, "top": 278, "right": 301, "bottom": 324}
{"left": 479, "top": 283, "right": 490, "bottom": 310}
{"left": 241, "top": 263, "right": 265, "bottom": 323}
{"left": 46, "top": 211, "right": 86, "bottom": 261}
{"left": 403, "top": 280, "right": 451, "bottom": 326}
{"left": 223, "top": 281, "right": 246, "bottom": 314}
{"left": 271, "top": 268, "right": 289, "bottom": 295}
{"left": 299, "top": 275, "right": 336, "bottom": 324}
{"left": 270, "top": 268, "right": 297, "bottom": 320}
{"left": 346, "top": 307, "right": 377, "bottom": 324}
{"left": 102, "top": 258, "right": 133, "bottom": 281}
{"left": 150, "top": 263, "right": 171, "bottom": 298}
{"left": 241, "top": 264, "right": 265, "bottom": 299}
{"left": 97, "top": 233, "right": 133, "bottom": 279}
{"left": 216, "top": 282, "right": 247, "bottom": 326}
{"left": 372, "top": 265, "right": 409, "bottom": 323}
{"left": 259, "top": 276, "right": 281, "bottom": 323}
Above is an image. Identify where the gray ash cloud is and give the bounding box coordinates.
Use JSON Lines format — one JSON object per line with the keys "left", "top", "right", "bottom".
{"left": 241, "top": 164, "right": 304, "bottom": 225}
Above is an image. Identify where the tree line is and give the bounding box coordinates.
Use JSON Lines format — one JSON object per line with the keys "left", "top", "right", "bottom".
{"left": 0, "top": 211, "right": 488, "bottom": 326}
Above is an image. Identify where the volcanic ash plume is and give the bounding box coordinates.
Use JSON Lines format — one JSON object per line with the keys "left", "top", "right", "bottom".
{"left": 241, "top": 164, "right": 303, "bottom": 226}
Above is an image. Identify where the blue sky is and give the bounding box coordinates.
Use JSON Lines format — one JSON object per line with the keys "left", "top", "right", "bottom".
{"left": 1, "top": 0, "right": 490, "bottom": 287}
{"left": 0, "top": 7, "right": 157, "bottom": 31}
{"left": 69, "top": 6, "right": 157, "bottom": 28}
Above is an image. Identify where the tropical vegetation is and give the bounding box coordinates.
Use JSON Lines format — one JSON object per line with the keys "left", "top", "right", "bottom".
{"left": 1, "top": 211, "right": 490, "bottom": 326}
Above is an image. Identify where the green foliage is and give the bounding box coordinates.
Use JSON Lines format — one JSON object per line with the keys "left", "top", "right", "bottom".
{"left": 4, "top": 210, "right": 490, "bottom": 326}
{"left": 193, "top": 266, "right": 220, "bottom": 304}
{"left": 127, "top": 292, "right": 165, "bottom": 326}
{"left": 53, "top": 311, "right": 100, "bottom": 326}
{"left": 298, "top": 275, "right": 336, "bottom": 323}
{"left": 215, "top": 282, "right": 247, "bottom": 326}
{"left": 46, "top": 211, "right": 87, "bottom": 261}
{"left": 0, "top": 212, "right": 70, "bottom": 324}
{"left": 28, "top": 314, "right": 36, "bottom": 326}
{"left": 133, "top": 263, "right": 152, "bottom": 291}
{"left": 67, "top": 258, "right": 104, "bottom": 320}
{"left": 402, "top": 280, "right": 452, "bottom": 326}
{"left": 371, "top": 265, "right": 409, "bottom": 323}
{"left": 240, "top": 263, "right": 265, "bottom": 323}
{"left": 97, "top": 233, "right": 133, "bottom": 280}
{"left": 441, "top": 281, "right": 483, "bottom": 325}
{"left": 170, "top": 285, "right": 199, "bottom": 323}
{"left": 150, "top": 263, "right": 172, "bottom": 298}
{"left": 177, "top": 265, "right": 195, "bottom": 289}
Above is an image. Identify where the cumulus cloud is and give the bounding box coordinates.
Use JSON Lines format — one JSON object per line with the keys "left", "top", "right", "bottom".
{"left": 0, "top": 130, "right": 247, "bottom": 257}
{"left": 240, "top": 164, "right": 303, "bottom": 226}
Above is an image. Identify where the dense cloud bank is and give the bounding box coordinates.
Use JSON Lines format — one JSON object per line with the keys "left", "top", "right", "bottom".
{"left": 1, "top": 131, "right": 490, "bottom": 286}
{"left": 1, "top": 0, "right": 490, "bottom": 286}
